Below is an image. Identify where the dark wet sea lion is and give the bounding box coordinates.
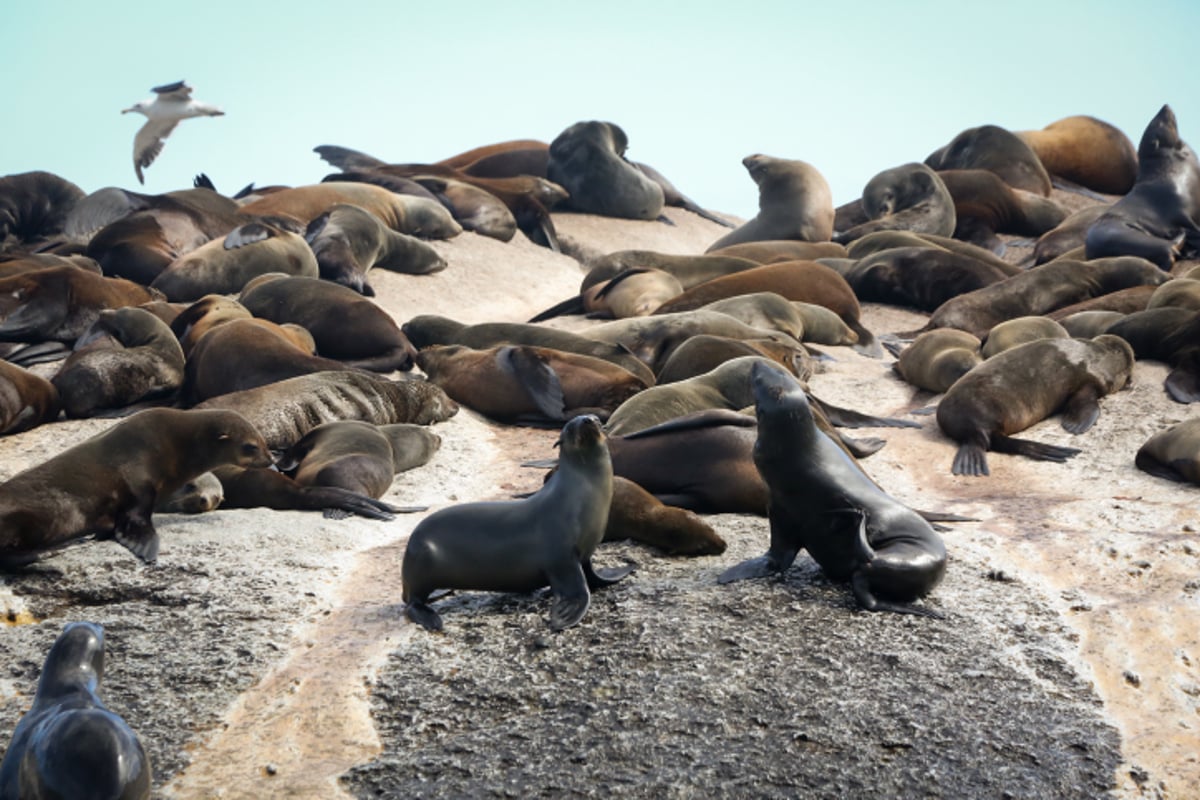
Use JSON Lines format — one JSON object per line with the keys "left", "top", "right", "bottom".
{"left": 0, "top": 360, "right": 60, "bottom": 435}
{"left": 936, "top": 335, "right": 1134, "bottom": 476}
{"left": 0, "top": 171, "right": 85, "bottom": 252}
{"left": 194, "top": 371, "right": 457, "bottom": 450}
{"left": 717, "top": 361, "right": 947, "bottom": 617}
{"left": 1018, "top": 115, "right": 1139, "bottom": 195}
{"left": 925, "top": 123, "right": 1052, "bottom": 196}
{"left": 0, "top": 622, "right": 151, "bottom": 800}
{"left": 278, "top": 421, "right": 441, "bottom": 498}
{"left": 239, "top": 274, "right": 418, "bottom": 372}
{"left": 890, "top": 329, "right": 982, "bottom": 394}
{"left": 706, "top": 154, "right": 834, "bottom": 251}
{"left": 51, "top": 307, "right": 185, "bottom": 417}
{"left": 1136, "top": 419, "right": 1200, "bottom": 483}
{"left": 0, "top": 267, "right": 162, "bottom": 344}
{"left": 402, "top": 415, "right": 630, "bottom": 631}
{"left": 547, "top": 120, "right": 664, "bottom": 220}
{"left": 417, "top": 344, "right": 647, "bottom": 425}
{"left": 980, "top": 316, "right": 1069, "bottom": 359}
{"left": 305, "top": 203, "right": 447, "bottom": 296}
{"left": 0, "top": 407, "right": 271, "bottom": 566}
{"left": 1085, "top": 105, "right": 1200, "bottom": 270}
{"left": 833, "top": 163, "right": 956, "bottom": 245}
{"left": 1104, "top": 307, "right": 1200, "bottom": 402}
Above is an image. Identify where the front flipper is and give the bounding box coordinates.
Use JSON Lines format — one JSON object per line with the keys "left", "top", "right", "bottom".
{"left": 547, "top": 560, "right": 591, "bottom": 631}
{"left": 717, "top": 555, "right": 780, "bottom": 584}
{"left": 583, "top": 559, "right": 635, "bottom": 589}
{"left": 113, "top": 502, "right": 160, "bottom": 564}
{"left": 851, "top": 573, "right": 944, "bottom": 619}
{"left": 720, "top": 510, "right": 801, "bottom": 583}
{"left": 1060, "top": 385, "right": 1102, "bottom": 434}
{"left": 405, "top": 600, "right": 444, "bottom": 632}
{"left": 1165, "top": 366, "right": 1200, "bottom": 404}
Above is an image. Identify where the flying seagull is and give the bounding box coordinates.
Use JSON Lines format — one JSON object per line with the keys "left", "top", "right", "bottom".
{"left": 122, "top": 81, "right": 224, "bottom": 184}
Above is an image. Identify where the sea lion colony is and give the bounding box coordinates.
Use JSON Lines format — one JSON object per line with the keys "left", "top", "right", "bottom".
{"left": 0, "top": 107, "right": 1197, "bottom": 795}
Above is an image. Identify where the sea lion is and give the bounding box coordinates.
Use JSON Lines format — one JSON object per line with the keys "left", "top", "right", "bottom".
{"left": 910, "top": 256, "right": 1168, "bottom": 338}
{"left": 239, "top": 274, "right": 418, "bottom": 372}
{"left": 402, "top": 414, "right": 630, "bottom": 631}
{"left": 1033, "top": 205, "right": 1110, "bottom": 265}
{"left": 547, "top": 120, "right": 665, "bottom": 220}
{"left": 409, "top": 175, "right": 518, "bottom": 241}
{"left": 0, "top": 622, "right": 151, "bottom": 800}
{"left": 833, "top": 163, "right": 956, "bottom": 245}
{"left": 149, "top": 222, "right": 318, "bottom": 301}
{"left": 401, "top": 314, "right": 655, "bottom": 385}
{"left": 417, "top": 344, "right": 647, "bottom": 425}
{"left": 936, "top": 335, "right": 1134, "bottom": 476}
{"left": 1085, "top": 105, "right": 1200, "bottom": 270}
{"left": 304, "top": 202, "right": 447, "bottom": 295}
{"left": 1017, "top": 115, "right": 1139, "bottom": 195}
{"left": 655, "top": 334, "right": 813, "bottom": 384}
{"left": 1147, "top": 278, "right": 1200, "bottom": 311}
{"left": 156, "top": 470, "right": 224, "bottom": 513}
{"left": 705, "top": 240, "right": 848, "bottom": 264}
{"left": 0, "top": 360, "right": 59, "bottom": 435}
{"left": 844, "top": 229, "right": 1020, "bottom": 275}
{"left": 0, "top": 407, "right": 271, "bottom": 565}
{"left": 436, "top": 139, "right": 550, "bottom": 171}
{"left": 1104, "top": 307, "right": 1200, "bottom": 402}
{"left": 1135, "top": 419, "right": 1200, "bottom": 483}
{"left": 790, "top": 302, "right": 860, "bottom": 346}
{"left": 925, "top": 124, "right": 1052, "bottom": 196}
{"left": 579, "top": 269, "right": 683, "bottom": 319}
{"left": 890, "top": 329, "right": 983, "bottom": 394}
{"left": 833, "top": 247, "right": 1012, "bottom": 312}
{"left": 705, "top": 155, "right": 834, "bottom": 251}
{"left": 717, "top": 361, "right": 947, "bottom": 616}
{"left": 697, "top": 292, "right": 807, "bottom": 341}
{"left": 1058, "top": 310, "right": 1126, "bottom": 338}
{"left": 936, "top": 169, "right": 1067, "bottom": 249}
{"left": 51, "top": 307, "right": 186, "bottom": 417}
{"left": 0, "top": 267, "right": 162, "bottom": 344}
{"left": 0, "top": 171, "right": 85, "bottom": 253}
{"left": 579, "top": 250, "right": 762, "bottom": 292}
{"left": 194, "top": 371, "right": 458, "bottom": 450}
{"left": 277, "top": 421, "right": 441, "bottom": 498}
{"left": 1047, "top": 285, "right": 1157, "bottom": 320}
{"left": 604, "top": 476, "right": 725, "bottom": 555}
{"left": 169, "top": 295, "right": 256, "bottom": 356}
{"left": 238, "top": 182, "right": 462, "bottom": 240}
{"left": 650, "top": 260, "right": 881, "bottom": 357}
{"left": 980, "top": 316, "right": 1069, "bottom": 359}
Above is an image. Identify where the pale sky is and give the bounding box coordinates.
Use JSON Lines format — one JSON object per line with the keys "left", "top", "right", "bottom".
{"left": 5, "top": 1, "right": 1198, "bottom": 217}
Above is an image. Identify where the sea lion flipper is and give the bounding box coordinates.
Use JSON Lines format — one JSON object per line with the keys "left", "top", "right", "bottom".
{"left": 851, "top": 571, "right": 946, "bottom": 619}
{"left": 618, "top": 409, "right": 757, "bottom": 440}
{"left": 498, "top": 347, "right": 566, "bottom": 421}
{"left": 224, "top": 223, "right": 274, "bottom": 249}
{"left": 1133, "top": 453, "right": 1186, "bottom": 482}
{"left": 1165, "top": 367, "right": 1200, "bottom": 404}
{"left": 405, "top": 601, "right": 444, "bottom": 632}
{"left": 989, "top": 434, "right": 1082, "bottom": 464}
{"left": 112, "top": 511, "right": 160, "bottom": 564}
{"left": 1060, "top": 385, "right": 1102, "bottom": 434}
{"left": 583, "top": 559, "right": 635, "bottom": 589}
{"left": 951, "top": 443, "right": 990, "bottom": 477}
{"left": 716, "top": 555, "right": 778, "bottom": 584}
{"left": 547, "top": 561, "right": 591, "bottom": 631}
{"left": 809, "top": 393, "right": 921, "bottom": 430}
{"left": 840, "top": 434, "right": 886, "bottom": 458}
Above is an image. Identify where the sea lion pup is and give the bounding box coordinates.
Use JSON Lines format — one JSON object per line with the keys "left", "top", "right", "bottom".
{"left": 718, "top": 361, "right": 946, "bottom": 617}
{"left": 0, "top": 622, "right": 151, "bottom": 800}
{"left": 276, "top": 421, "right": 441, "bottom": 498}
{"left": 656, "top": 334, "right": 813, "bottom": 384}
{"left": 1058, "top": 310, "right": 1126, "bottom": 338}
{"left": 1136, "top": 419, "right": 1200, "bottom": 483}
{"left": 195, "top": 371, "right": 457, "bottom": 450}
{"left": 239, "top": 274, "right": 417, "bottom": 372}
{"left": 832, "top": 163, "right": 956, "bottom": 245}
{"left": 705, "top": 154, "right": 834, "bottom": 251}
{"left": 1033, "top": 205, "right": 1110, "bottom": 265}
{"left": 401, "top": 314, "right": 655, "bottom": 386}
{"left": 148, "top": 221, "right": 317, "bottom": 301}
{"left": 170, "top": 294, "right": 256, "bottom": 356}
{"left": 0, "top": 171, "right": 85, "bottom": 252}
{"left": 546, "top": 120, "right": 665, "bottom": 220}
{"left": 51, "top": 307, "right": 185, "bottom": 417}
{"left": 237, "top": 182, "right": 463, "bottom": 240}
{"left": 1085, "top": 105, "right": 1200, "bottom": 270}
{"left": 0, "top": 407, "right": 271, "bottom": 566}
{"left": 844, "top": 229, "right": 1020, "bottom": 275}
{"left": 907, "top": 256, "right": 1169, "bottom": 339}
{"left": 980, "top": 316, "right": 1069, "bottom": 359}
{"left": 1017, "top": 115, "right": 1139, "bottom": 195}
{"left": 0, "top": 360, "right": 60, "bottom": 435}
{"left": 889, "top": 329, "right": 983, "bottom": 394}
{"left": 180, "top": 318, "right": 361, "bottom": 405}
{"left": 1147, "top": 278, "right": 1200, "bottom": 310}
{"left": 402, "top": 414, "right": 630, "bottom": 632}
{"left": 0, "top": 266, "right": 162, "bottom": 345}
{"left": 416, "top": 344, "right": 647, "bottom": 425}
{"left": 936, "top": 169, "right": 1067, "bottom": 249}
{"left": 705, "top": 240, "right": 848, "bottom": 264}
{"left": 832, "top": 247, "right": 1012, "bottom": 312}
{"left": 650, "top": 260, "right": 882, "bottom": 357}
{"left": 924, "top": 123, "right": 1053, "bottom": 196}
{"left": 936, "top": 335, "right": 1134, "bottom": 476}
{"left": 604, "top": 477, "right": 725, "bottom": 555}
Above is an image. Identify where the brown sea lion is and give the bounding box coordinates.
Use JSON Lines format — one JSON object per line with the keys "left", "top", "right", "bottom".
{"left": 604, "top": 476, "right": 725, "bottom": 555}
{"left": 1017, "top": 115, "right": 1139, "bottom": 195}
{"left": 305, "top": 203, "right": 446, "bottom": 296}
{"left": 579, "top": 250, "right": 762, "bottom": 292}
{"left": 890, "top": 329, "right": 982, "bottom": 394}
{"left": 1136, "top": 419, "right": 1200, "bottom": 483}
{"left": 195, "top": 371, "right": 457, "bottom": 450}
{"left": 697, "top": 293, "right": 807, "bottom": 341}
{"left": 149, "top": 222, "right": 318, "bottom": 301}
{"left": 277, "top": 421, "right": 441, "bottom": 498}
{"left": 1147, "top": 278, "right": 1200, "bottom": 311}
{"left": 0, "top": 360, "right": 59, "bottom": 435}
{"left": 408, "top": 175, "right": 517, "bottom": 241}
{"left": 655, "top": 334, "right": 813, "bottom": 384}
{"left": 0, "top": 171, "right": 85, "bottom": 253}
{"left": 1047, "top": 285, "right": 1157, "bottom": 320}
{"left": 936, "top": 335, "right": 1134, "bottom": 475}
{"left": 705, "top": 155, "right": 834, "bottom": 251}
{"left": 833, "top": 163, "right": 956, "bottom": 245}
{"left": 0, "top": 253, "right": 101, "bottom": 277}
{"left": 417, "top": 344, "right": 647, "bottom": 425}
{"left": 1058, "top": 310, "right": 1126, "bottom": 338}
{"left": 238, "top": 274, "right": 417, "bottom": 372}
{"left": 937, "top": 169, "right": 1067, "bottom": 249}
{"left": 1033, "top": 205, "right": 1110, "bottom": 265}
{"left": 791, "top": 302, "right": 860, "bottom": 346}
{"left": 705, "top": 240, "right": 848, "bottom": 264}
{"left": 437, "top": 139, "right": 550, "bottom": 171}
{"left": 844, "top": 229, "right": 1020, "bottom": 275}
{"left": 238, "top": 182, "right": 462, "bottom": 240}
{"left": 833, "top": 247, "right": 1012, "bottom": 312}
{"left": 980, "top": 316, "right": 1069, "bottom": 359}
{"left": 0, "top": 267, "right": 162, "bottom": 344}
{"left": 1104, "top": 307, "right": 1200, "bottom": 401}
{"left": 0, "top": 407, "right": 271, "bottom": 565}
{"left": 51, "top": 307, "right": 185, "bottom": 417}
{"left": 1085, "top": 105, "right": 1200, "bottom": 270}
{"left": 547, "top": 120, "right": 665, "bottom": 220}
{"left": 925, "top": 124, "right": 1052, "bottom": 196}
{"left": 167, "top": 295, "right": 308, "bottom": 357}
{"left": 578, "top": 269, "right": 683, "bottom": 318}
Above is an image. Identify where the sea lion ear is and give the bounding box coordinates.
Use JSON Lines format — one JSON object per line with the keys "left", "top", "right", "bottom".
{"left": 216, "top": 432, "right": 231, "bottom": 441}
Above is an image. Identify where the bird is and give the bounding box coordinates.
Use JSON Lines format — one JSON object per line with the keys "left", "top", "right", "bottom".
{"left": 122, "top": 80, "right": 224, "bottom": 184}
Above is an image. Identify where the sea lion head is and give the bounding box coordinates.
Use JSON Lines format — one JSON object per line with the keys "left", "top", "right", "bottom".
{"left": 37, "top": 622, "right": 104, "bottom": 701}
{"left": 1090, "top": 334, "right": 1137, "bottom": 392}
{"left": 557, "top": 413, "right": 608, "bottom": 461}
{"left": 198, "top": 409, "right": 272, "bottom": 469}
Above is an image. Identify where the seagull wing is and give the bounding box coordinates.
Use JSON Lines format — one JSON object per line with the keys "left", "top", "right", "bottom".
{"left": 151, "top": 80, "right": 192, "bottom": 99}
{"left": 133, "top": 118, "right": 179, "bottom": 184}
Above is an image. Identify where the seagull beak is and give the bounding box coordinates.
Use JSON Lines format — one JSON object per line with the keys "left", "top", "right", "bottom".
{"left": 121, "top": 107, "right": 134, "bottom": 114}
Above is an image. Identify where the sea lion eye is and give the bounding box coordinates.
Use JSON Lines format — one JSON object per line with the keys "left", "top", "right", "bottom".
{"left": 240, "top": 442, "right": 260, "bottom": 457}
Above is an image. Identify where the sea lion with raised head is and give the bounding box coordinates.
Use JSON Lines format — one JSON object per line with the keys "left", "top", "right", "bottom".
{"left": 705, "top": 155, "right": 834, "bottom": 251}
{"left": 0, "top": 171, "right": 85, "bottom": 253}
{"left": 547, "top": 121, "right": 665, "bottom": 220}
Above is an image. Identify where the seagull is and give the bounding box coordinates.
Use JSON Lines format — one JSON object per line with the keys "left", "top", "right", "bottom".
{"left": 122, "top": 81, "right": 224, "bottom": 184}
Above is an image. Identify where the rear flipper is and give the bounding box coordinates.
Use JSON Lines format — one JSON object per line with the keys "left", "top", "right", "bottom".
{"left": 1060, "top": 385, "right": 1101, "bottom": 434}
{"left": 405, "top": 600, "right": 444, "bottom": 632}
{"left": 113, "top": 506, "right": 160, "bottom": 564}
{"left": 1165, "top": 367, "right": 1200, "bottom": 404}
{"left": 584, "top": 559, "right": 635, "bottom": 589}
{"left": 548, "top": 560, "right": 592, "bottom": 631}
{"left": 951, "top": 442, "right": 990, "bottom": 476}
{"left": 849, "top": 321, "right": 884, "bottom": 359}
